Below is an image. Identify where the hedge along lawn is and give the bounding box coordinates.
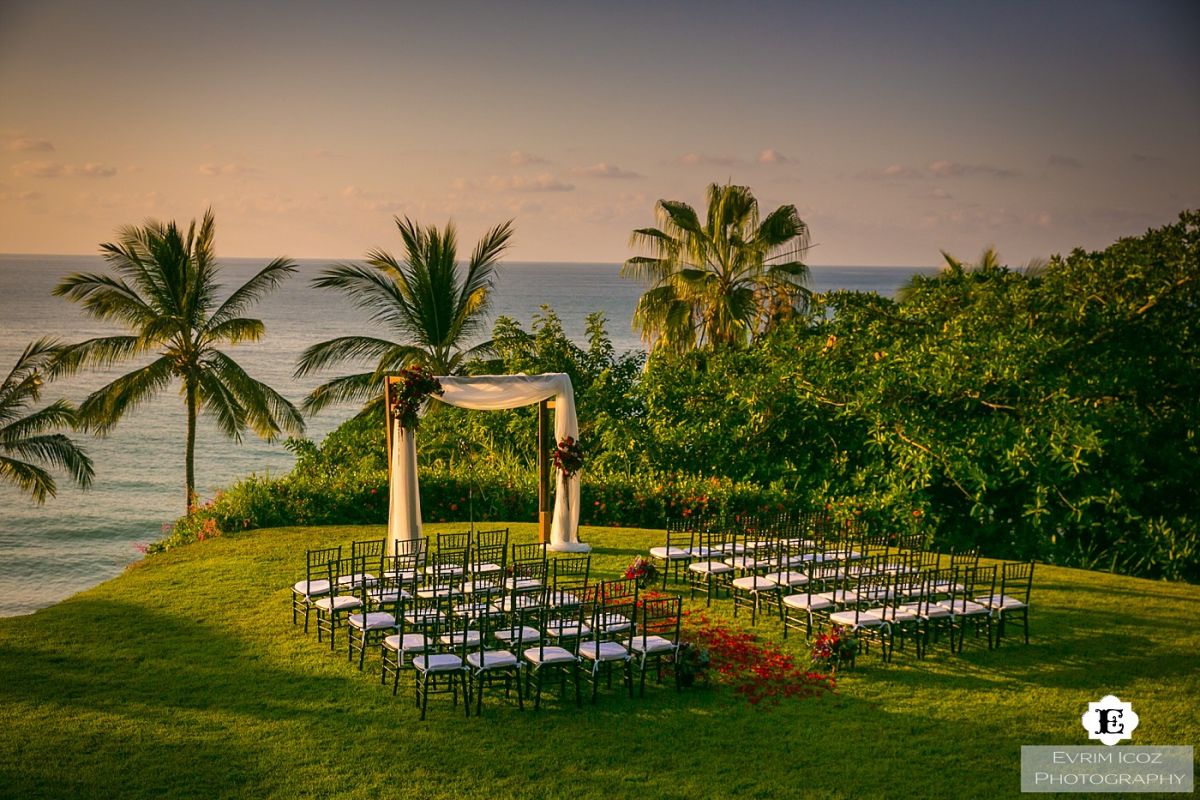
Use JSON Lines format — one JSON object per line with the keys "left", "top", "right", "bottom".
{"left": 0, "top": 524, "right": 1196, "bottom": 800}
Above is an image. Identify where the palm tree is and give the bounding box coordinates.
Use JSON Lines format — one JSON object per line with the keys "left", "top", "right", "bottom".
{"left": 295, "top": 216, "right": 514, "bottom": 415}
{"left": 621, "top": 183, "right": 810, "bottom": 353}
{"left": 897, "top": 246, "right": 1045, "bottom": 302}
{"left": 0, "top": 338, "right": 94, "bottom": 503}
{"left": 53, "top": 209, "right": 304, "bottom": 511}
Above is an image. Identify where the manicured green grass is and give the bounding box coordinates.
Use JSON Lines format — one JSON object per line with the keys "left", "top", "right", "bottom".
{"left": 1, "top": 523, "right": 1196, "bottom": 799}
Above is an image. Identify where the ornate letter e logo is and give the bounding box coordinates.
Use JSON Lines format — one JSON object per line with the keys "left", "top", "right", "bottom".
{"left": 1081, "top": 695, "right": 1139, "bottom": 746}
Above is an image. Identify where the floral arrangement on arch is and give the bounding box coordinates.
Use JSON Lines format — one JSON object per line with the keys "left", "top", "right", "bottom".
{"left": 389, "top": 365, "right": 443, "bottom": 430}
{"left": 552, "top": 435, "right": 584, "bottom": 478}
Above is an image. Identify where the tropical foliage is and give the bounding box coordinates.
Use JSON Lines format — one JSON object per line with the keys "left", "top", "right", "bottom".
{"left": 621, "top": 182, "right": 810, "bottom": 353}
{"left": 53, "top": 209, "right": 304, "bottom": 510}
{"left": 171, "top": 210, "right": 1199, "bottom": 582}
{"left": 296, "top": 216, "right": 513, "bottom": 415}
{"left": 0, "top": 338, "right": 94, "bottom": 503}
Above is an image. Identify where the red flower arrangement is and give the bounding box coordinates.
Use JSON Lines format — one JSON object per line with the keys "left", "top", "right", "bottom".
{"left": 624, "top": 555, "right": 658, "bottom": 588}
{"left": 811, "top": 626, "right": 858, "bottom": 673}
{"left": 389, "top": 365, "right": 443, "bottom": 429}
{"left": 552, "top": 435, "right": 583, "bottom": 478}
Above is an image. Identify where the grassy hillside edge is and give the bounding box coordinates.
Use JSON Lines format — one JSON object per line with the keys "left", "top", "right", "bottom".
{"left": 1, "top": 523, "right": 1196, "bottom": 800}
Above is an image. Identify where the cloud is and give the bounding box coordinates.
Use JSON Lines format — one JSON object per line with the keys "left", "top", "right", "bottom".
{"left": 757, "top": 148, "right": 789, "bottom": 165}
{"left": 12, "top": 160, "right": 64, "bottom": 177}
{"left": 928, "top": 159, "right": 1018, "bottom": 179}
{"left": 1048, "top": 154, "right": 1082, "bottom": 168}
{"left": 574, "top": 162, "right": 641, "bottom": 179}
{"left": 197, "top": 162, "right": 259, "bottom": 177}
{"left": 678, "top": 152, "right": 737, "bottom": 167}
{"left": 482, "top": 173, "right": 574, "bottom": 192}
{"left": 68, "top": 162, "right": 117, "bottom": 178}
{"left": 1130, "top": 153, "right": 1166, "bottom": 165}
{"left": 862, "top": 160, "right": 1018, "bottom": 180}
{"left": 510, "top": 150, "right": 549, "bottom": 166}
{"left": 341, "top": 185, "right": 406, "bottom": 213}
{"left": 8, "top": 137, "right": 54, "bottom": 152}
{"left": 306, "top": 148, "right": 336, "bottom": 159}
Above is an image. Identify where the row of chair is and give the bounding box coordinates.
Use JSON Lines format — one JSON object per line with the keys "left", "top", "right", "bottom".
{"left": 650, "top": 517, "right": 1034, "bottom": 661}
{"left": 290, "top": 536, "right": 687, "bottom": 717}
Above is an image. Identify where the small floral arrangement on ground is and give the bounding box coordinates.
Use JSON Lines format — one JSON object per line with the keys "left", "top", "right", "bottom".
{"left": 675, "top": 641, "right": 711, "bottom": 687}
{"left": 811, "top": 626, "right": 858, "bottom": 673}
{"left": 390, "top": 366, "right": 443, "bottom": 429}
{"left": 625, "top": 555, "right": 658, "bottom": 587}
{"left": 552, "top": 435, "right": 584, "bottom": 478}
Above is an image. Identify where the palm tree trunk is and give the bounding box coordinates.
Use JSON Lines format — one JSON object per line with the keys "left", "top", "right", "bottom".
{"left": 185, "top": 379, "right": 197, "bottom": 513}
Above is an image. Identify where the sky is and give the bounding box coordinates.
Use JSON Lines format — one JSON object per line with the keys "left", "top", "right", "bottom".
{"left": 0, "top": 0, "right": 1197, "bottom": 266}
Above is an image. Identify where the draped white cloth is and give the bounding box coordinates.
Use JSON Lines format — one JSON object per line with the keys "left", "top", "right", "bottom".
{"left": 387, "top": 373, "right": 590, "bottom": 554}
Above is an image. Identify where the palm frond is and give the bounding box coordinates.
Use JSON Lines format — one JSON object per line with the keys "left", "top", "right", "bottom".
{"left": 202, "top": 317, "right": 266, "bottom": 346}
{"left": 207, "top": 257, "right": 298, "bottom": 331}
{"left": 202, "top": 350, "right": 305, "bottom": 441}
{"left": 301, "top": 370, "right": 384, "bottom": 415}
{"left": 0, "top": 433, "right": 93, "bottom": 488}
{"left": 51, "top": 336, "right": 146, "bottom": 376}
{"left": 0, "top": 456, "right": 56, "bottom": 504}
{"left": 76, "top": 356, "right": 175, "bottom": 435}
{"left": 293, "top": 337, "right": 414, "bottom": 378}
{"left": 0, "top": 399, "right": 77, "bottom": 441}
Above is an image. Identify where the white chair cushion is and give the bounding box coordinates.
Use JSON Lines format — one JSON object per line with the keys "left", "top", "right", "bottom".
{"left": 732, "top": 575, "right": 779, "bottom": 591}
{"left": 579, "top": 641, "right": 629, "bottom": 662}
{"left": 439, "top": 630, "right": 482, "bottom": 647}
{"left": 293, "top": 579, "right": 331, "bottom": 597}
{"left": 724, "top": 556, "right": 766, "bottom": 570}
{"left": 382, "top": 632, "right": 427, "bottom": 653}
{"left": 424, "top": 565, "right": 465, "bottom": 576}
{"left": 504, "top": 577, "right": 543, "bottom": 591}
{"left": 630, "top": 635, "right": 676, "bottom": 654}
{"left": 977, "top": 593, "right": 1028, "bottom": 610}
{"left": 937, "top": 600, "right": 992, "bottom": 616}
{"left": 763, "top": 571, "right": 809, "bottom": 587}
{"left": 404, "top": 609, "right": 443, "bottom": 626}
{"left": 523, "top": 646, "right": 578, "bottom": 665}
{"left": 417, "top": 584, "right": 461, "bottom": 599}
{"left": 688, "top": 561, "right": 734, "bottom": 574}
{"left": 495, "top": 625, "right": 542, "bottom": 644}
{"left": 829, "top": 611, "right": 886, "bottom": 628}
{"left": 815, "top": 589, "right": 859, "bottom": 604}
{"left": 649, "top": 546, "right": 691, "bottom": 560}
{"left": 368, "top": 588, "right": 411, "bottom": 604}
{"left": 314, "top": 595, "right": 361, "bottom": 612}
{"left": 544, "top": 622, "right": 591, "bottom": 639}
{"left": 595, "top": 613, "right": 631, "bottom": 633}
{"left": 348, "top": 611, "right": 396, "bottom": 630}
{"left": 783, "top": 593, "right": 834, "bottom": 611}
{"left": 495, "top": 595, "right": 542, "bottom": 613}
{"left": 467, "top": 649, "right": 519, "bottom": 669}
{"left": 548, "top": 590, "right": 581, "bottom": 607}
{"left": 687, "top": 546, "right": 712, "bottom": 557}
{"left": 474, "top": 562, "right": 503, "bottom": 574}
{"left": 336, "top": 572, "right": 378, "bottom": 589}
{"left": 382, "top": 569, "right": 418, "bottom": 582}
{"left": 413, "top": 653, "right": 463, "bottom": 673}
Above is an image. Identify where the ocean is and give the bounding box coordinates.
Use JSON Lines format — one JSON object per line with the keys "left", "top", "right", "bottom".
{"left": 0, "top": 254, "right": 936, "bottom": 616}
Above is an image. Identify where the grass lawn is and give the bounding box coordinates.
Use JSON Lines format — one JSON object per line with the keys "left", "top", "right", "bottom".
{"left": 0, "top": 522, "right": 1196, "bottom": 800}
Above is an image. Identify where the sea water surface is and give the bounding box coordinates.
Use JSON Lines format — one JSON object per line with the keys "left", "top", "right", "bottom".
{"left": 0, "top": 255, "right": 935, "bottom": 616}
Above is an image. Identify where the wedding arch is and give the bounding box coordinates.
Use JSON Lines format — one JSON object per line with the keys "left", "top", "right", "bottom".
{"left": 385, "top": 372, "right": 590, "bottom": 555}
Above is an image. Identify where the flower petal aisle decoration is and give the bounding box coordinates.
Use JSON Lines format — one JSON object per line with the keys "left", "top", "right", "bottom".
{"left": 675, "top": 604, "right": 837, "bottom": 706}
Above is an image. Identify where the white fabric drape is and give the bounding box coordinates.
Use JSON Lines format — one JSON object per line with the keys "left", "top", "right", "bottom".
{"left": 386, "top": 373, "right": 590, "bottom": 554}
